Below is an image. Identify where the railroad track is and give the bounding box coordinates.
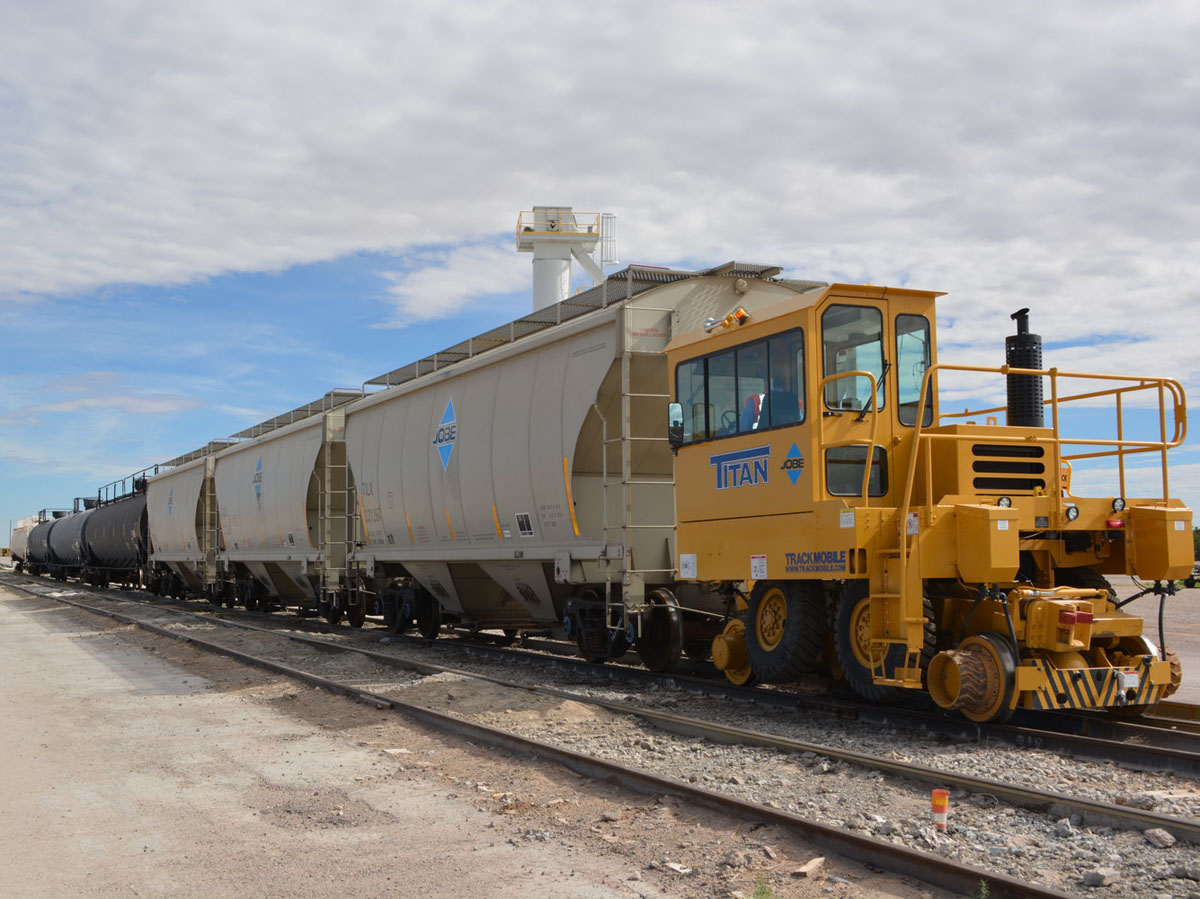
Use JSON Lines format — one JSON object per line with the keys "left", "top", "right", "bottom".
{"left": 7, "top": 570, "right": 1200, "bottom": 775}
{"left": 8, "top": 574, "right": 1200, "bottom": 896}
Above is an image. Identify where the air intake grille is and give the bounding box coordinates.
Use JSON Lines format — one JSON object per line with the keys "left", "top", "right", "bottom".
{"left": 971, "top": 444, "right": 1046, "bottom": 492}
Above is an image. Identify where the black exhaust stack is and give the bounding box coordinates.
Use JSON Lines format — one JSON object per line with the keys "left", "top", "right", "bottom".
{"left": 1006, "top": 308, "right": 1044, "bottom": 428}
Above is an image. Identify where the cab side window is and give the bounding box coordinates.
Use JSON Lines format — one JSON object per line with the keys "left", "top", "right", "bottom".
{"left": 708, "top": 351, "right": 738, "bottom": 437}
{"left": 822, "top": 305, "right": 884, "bottom": 412}
{"left": 735, "top": 342, "right": 767, "bottom": 432}
{"left": 673, "top": 327, "right": 806, "bottom": 444}
{"left": 895, "top": 314, "right": 933, "bottom": 426}
{"left": 675, "top": 358, "right": 706, "bottom": 442}
{"left": 766, "top": 333, "right": 805, "bottom": 428}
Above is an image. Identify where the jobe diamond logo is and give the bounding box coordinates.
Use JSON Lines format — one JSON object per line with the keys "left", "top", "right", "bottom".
{"left": 433, "top": 399, "right": 457, "bottom": 471}
{"left": 252, "top": 457, "right": 263, "bottom": 509}
{"left": 780, "top": 443, "right": 805, "bottom": 485}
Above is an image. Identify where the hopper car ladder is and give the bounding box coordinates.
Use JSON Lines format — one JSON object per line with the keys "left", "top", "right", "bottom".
{"left": 597, "top": 305, "right": 677, "bottom": 627}
{"left": 320, "top": 408, "right": 352, "bottom": 605}
{"left": 201, "top": 455, "right": 219, "bottom": 588}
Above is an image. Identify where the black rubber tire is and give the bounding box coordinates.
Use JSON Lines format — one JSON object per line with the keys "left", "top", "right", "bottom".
{"left": 1054, "top": 566, "right": 1114, "bottom": 600}
{"left": 835, "top": 581, "right": 935, "bottom": 703}
{"left": 745, "top": 580, "right": 826, "bottom": 684}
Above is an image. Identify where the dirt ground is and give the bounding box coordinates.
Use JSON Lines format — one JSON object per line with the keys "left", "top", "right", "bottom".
{"left": 0, "top": 586, "right": 939, "bottom": 899}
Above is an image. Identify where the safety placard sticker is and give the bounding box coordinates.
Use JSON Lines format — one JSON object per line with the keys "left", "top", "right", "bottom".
{"left": 750, "top": 554, "right": 768, "bottom": 580}
{"left": 679, "top": 553, "right": 697, "bottom": 579}
{"left": 1176, "top": 521, "right": 1186, "bottom": 531}
{"left": 839, "top": 510, "right": 855, "bottom": 529}
{"left": 906, "top": 512, "right": 919, "bottom": 536}
{"left": 997, "top": 520, "right": 1009, "bottom": 531}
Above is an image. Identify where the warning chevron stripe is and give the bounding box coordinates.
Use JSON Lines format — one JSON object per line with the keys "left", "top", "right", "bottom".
{"left": 1023, "top": 658, "right": 1165, "bottom": 712}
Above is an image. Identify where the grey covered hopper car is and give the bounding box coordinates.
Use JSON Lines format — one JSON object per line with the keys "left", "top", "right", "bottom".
{"left": 9, "top": 525, "right": 32, "bottom": 567}
{"left": 342, "top": 263, "right": 826, "bottom": 667}
{"left": 146, "top": 450, "right": 219, "bottom": 597}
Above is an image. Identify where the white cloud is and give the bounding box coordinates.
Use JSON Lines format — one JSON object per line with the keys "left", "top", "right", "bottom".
{"left": 2, "top": 0, "right": 1199, "bottom": 516}
{"left": 21, "top": 394, "right": 202, "bottom": 416}
{"left": 374, "top": 242, "right": 529, "bottom": 328}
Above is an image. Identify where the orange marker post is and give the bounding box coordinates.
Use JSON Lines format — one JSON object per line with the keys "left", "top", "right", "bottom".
{"left": 931, "top": 789, "right": 950, "bottom": 831}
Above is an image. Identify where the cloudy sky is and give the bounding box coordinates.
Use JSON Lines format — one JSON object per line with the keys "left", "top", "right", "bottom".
{"left": 2, "top": 0, "right": 1198, "bottom": 536}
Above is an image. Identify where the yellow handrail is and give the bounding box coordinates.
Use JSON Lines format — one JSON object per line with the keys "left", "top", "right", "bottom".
{"left": 816, "top": 370, "right": 880, "bottom": 501}
{"left": 897, "top": 362, "right": 1187, "bottom": 600}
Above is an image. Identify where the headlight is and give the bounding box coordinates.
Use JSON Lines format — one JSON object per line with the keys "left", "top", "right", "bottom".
{"left": 1112, "top": 497, "right": 1126, "bottom": 513}
{"left": 1065, "top": 505, "right": 1080, "bottom": 522}
{"left": 996, "top": 496, "right": 1012, "bottom": 508}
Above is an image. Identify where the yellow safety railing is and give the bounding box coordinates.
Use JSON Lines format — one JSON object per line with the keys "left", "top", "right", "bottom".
{"left": 897, "top": 363, "right": 1187, "bottom": 594}
{"left": 515, "top": 210, "right": 603, "bottom": 242}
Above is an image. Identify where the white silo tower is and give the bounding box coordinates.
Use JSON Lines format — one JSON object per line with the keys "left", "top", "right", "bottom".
{"left": 516, "top": 206, "right": 618, "bottom": 311}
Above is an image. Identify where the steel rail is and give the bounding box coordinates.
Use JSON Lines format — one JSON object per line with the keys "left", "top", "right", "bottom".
{"left": 8, "top": 575, "right": 1198, "bottom": 848}
{"left": 5, "top": 581, "right": 1071, "bottom": 899}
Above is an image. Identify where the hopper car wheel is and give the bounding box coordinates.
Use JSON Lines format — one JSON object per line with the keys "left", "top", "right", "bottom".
{"left": 417, "top": 598, "right": 442, "bottom": 640}
{"left": 347, "top": 601, "right": 366, "bottom": 628}
{"left": 636, "top": 588, "right": 683, "bottom": 673}
{"left": 383, "top": 595, "right": 413, "bottom": 634}
{"left": 389, "top": 601, "right": 414, "bottom": 635}
{"left": 745, "top": 581, "right": 825, "bottom": 683}
{"left": 323, "top": 602, "right": 344, "bottom": 625}
{"left": 495, "top": 628, "right": 519, "bottom": 647}
{"left": 834, "top": 584, "right": 935, "bottom": 704}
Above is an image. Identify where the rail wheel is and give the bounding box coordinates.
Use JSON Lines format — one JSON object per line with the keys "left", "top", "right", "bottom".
{"left": 745, "top": 581, "right": 824, "bottom": 683}
{"left": 636, "top": 588, "right": 683, "bottom": 673}
{"left": 711, "top": 618, "right": 759, "bottom": 687}
{"left": 834, "top": 582, "right": 936, "bottom": 703}
{"left": 927, "top": 632, "right": 1017, "bottom": 723}
{"left": 347, "top": 600, "right": 366, "bottom": 628}
{"left": 416, "top": 596, "right": 442, "bottom": 640}
{"left": 322, "top": 601, "right": 344, "bottom": 625}
{"left": 383, "top": 593, "right": 413, "bottom": 634}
